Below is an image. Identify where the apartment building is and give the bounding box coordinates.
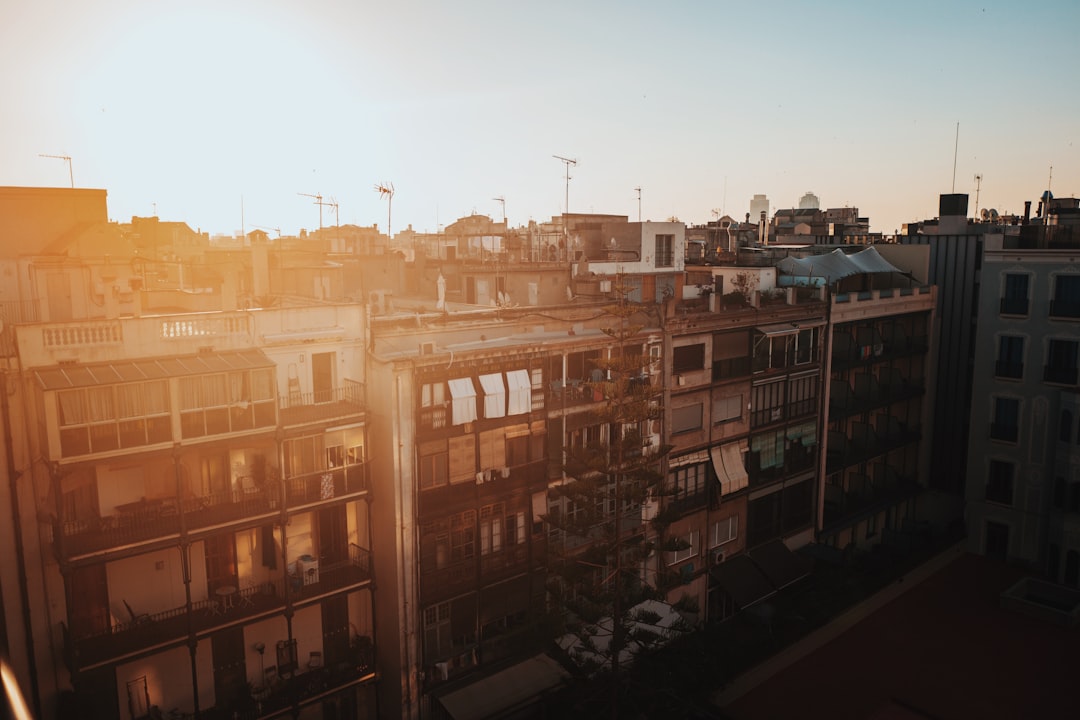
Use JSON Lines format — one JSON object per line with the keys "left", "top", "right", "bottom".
{"left": 966, "top": 195, "right": 1080, "bottom": 580}
{"left": 0, "top": 188, "right": 377, "bottom": 719}
{"left": 662, "top": 267, "right": 827, "bottom": 621}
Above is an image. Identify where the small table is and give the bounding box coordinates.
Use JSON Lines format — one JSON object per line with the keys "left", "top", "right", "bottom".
{"left": 215, "top": 585, "right": 238, "bottom": 612}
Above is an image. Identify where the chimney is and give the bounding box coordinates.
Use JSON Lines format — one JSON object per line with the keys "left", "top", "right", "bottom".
{"left": 938, "top": 193, "right": 968, "bottom": 235}
{"left": 1024, "top": 201, "right": 1031, "bottom": 225}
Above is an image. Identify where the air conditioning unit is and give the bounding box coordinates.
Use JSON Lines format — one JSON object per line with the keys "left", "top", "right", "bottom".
{"left": 676, "top": 375, "right": 687, "bottom": 387}
{"left": 476, "top": 471, "right": 487, "bottom": 485}
{"left": 710, "top": 548, "right": 726, "bottom": 566}
{"left": 419, "top": 341, "right": 436, "bottom": 355}
{"left": 433, "top": 662, "right": 449, "bottom": 681}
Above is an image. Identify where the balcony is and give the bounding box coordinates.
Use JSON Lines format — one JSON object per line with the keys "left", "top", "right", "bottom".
{"left": 999, "top": 297, "right": 1029, "bottom": 316}
{"left": 1050, "top": 300, "right": 1080, "bottom": 320}
{"left": 284, "top": 464, "right": 367, "bottom": 507}
{"left": 712, "top": 357, "right": 752, "bottom": 383}
{"left": 826, "top": 421, "right": 920, "bottom": 474}
{"left": 279, "top": 381, "right": 364, "bottom": 428}
{"left": 995, "top": 361, "right": 1024, "bottom": 380}
{"left": 288, "top": 544, "right": 373, "bottom": 603}
{"left": 1044, "top": 365, "right": 1079, "bottom": 385}
{"left": 747, "top": 444, "right": 817, "bottom": 488}
{"left": 822, "top": 467, "right": 918, "bottom": 531}
{"left": 65, "top": 581, "right": 286, "bottom": 670}
{"left": 59, "top": 486, "right": 280, "bottom": 559}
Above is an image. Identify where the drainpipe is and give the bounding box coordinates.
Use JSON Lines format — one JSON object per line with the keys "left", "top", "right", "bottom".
{"left": 174, "top": 448, "right": 198, "bottom": 715}
{"left": 1, "top": 371, "right": 42, "bottom": 719}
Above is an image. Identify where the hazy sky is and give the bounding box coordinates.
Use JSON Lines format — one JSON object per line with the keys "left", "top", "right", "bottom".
{"left": 2, "top": 0, "right": 1077, "bottom": 237}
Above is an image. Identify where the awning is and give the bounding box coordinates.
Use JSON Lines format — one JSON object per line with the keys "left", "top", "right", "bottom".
{"left": 749, "top": 540, "right": 813, "bottom": 591}
{"left": 478, "top": 372, "right": 506, "bottom": 419}
{"left": 34, "top": 349, "right": 275, "bottom": 390}
{"left": 437, "top": 654, "right": 570, "bottom": 720}
{"left": 710, "top": 440, "right": 748, "bottom": 496}
{"left": 505, "top": 369, "right": 532, "bottom": 416}
{"left": 447, "top": 378, "right": 477, "bottom": 425}
{"left": 709, "top": 554, "right": 775, "bottom": 609}
{"left": 755, "top": 323, "right": 799, "bottom": 337}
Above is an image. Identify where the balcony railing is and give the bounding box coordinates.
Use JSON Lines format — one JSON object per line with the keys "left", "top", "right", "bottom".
{"left": 822, "top": 470, "right": 918, "bottom": 530}
{"left": 66, "top": 581, "right": 285, "bottom": 670}
{"left": 288, "top": 544, "right": 373, "bottom": 603}
{"left": 994, "top": 361, "right": 1024, "bottom": 379}
{"left": 1044, "top": 365, "right": 1079, "bottom": 385}
{"left": 59, "top": 486, "right": 281, "bottom": 558}
{"left": 1000, "top": 297, "right": 1029, "bottom": 316}
{"left": 279, "top": 381, "right": 364, "bottom": 427}
{"left": 1050, "top": 300, "right": 1080, "bottom": 319}
{"left": 284, "top": 464, "right": 367, "bottom": 506}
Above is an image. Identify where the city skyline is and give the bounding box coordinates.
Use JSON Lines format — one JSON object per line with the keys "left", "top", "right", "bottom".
{"left": 2, "top": 0, "right": 1077, "bottom": 237}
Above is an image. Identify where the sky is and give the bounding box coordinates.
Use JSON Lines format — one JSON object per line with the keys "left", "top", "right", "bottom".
{"left": 2, "top": 0, "right": 1078, "bottom": 237}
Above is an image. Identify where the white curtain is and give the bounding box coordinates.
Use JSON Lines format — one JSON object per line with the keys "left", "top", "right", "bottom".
{"left": 505, "top": 369, "right": 531, "bottom": 416}
{"left": 448, "top": 378, "right": 477, "bottom": 425}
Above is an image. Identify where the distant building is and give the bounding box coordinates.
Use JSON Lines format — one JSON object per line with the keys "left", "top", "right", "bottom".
{"left": 798, "top": 191, "right": 820, "bottom": 210}
{"left": 750, "top": 195, "right": 769, "bottom": 223}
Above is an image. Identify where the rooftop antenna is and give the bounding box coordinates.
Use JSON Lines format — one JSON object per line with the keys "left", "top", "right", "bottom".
{"left": 951, "top": 122, "right": 959, "bottom": 193}
{"left": 553, "top": 154, "right": 577, "bottom": 218}
{"left": 973, "top": 174, "right": 982, "bottom": 218}
{"left": 1048, "top": 164, "right": 1053, "bottom": 196}
{"left": 39, "top": 153, "right": 73, "bottom": 188}
{"left": 375, "top": 182, "right": 395, "bottom": 240}
{"left": 493, "top": 196, "right": 506, "bottom": 224}
{"left": 250, "top": 224, "right": 282, "bottom": 237}
{"left": 298, "top": 192, "right": 326, "bottom": 232}
{"left": 634, "top": 186, "right": 642, "bottom": 222}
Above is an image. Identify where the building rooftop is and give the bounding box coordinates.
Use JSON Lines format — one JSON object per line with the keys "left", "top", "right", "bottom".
{"left": 724, "top": 552, "right": 1079, "bottom": 720}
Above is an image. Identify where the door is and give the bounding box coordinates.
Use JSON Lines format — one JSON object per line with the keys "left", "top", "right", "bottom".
{"left": 312, "top": 352, "right": 334, "bottom": 403}
{"left": 319, "top": 504, "right": 348, "bottom": 565}
{"left": 321, "top": 593, "right": 351, "bottom": 668}
{"left": 204, "top": 533, "right": 238, "bottom": 594}
{"left": 212, "top": 625, "right": 247, "bottom": 709}
{"left": 46, "top": 271, "right": 73, "bottom": 321}
{"left": 985, "top": 521, "right": 1009, "bottom": 561}
{"left": 69, "top": 564, "right": 109, "bottom": 637}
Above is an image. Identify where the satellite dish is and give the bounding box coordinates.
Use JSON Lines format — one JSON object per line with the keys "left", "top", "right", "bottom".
{"left": 989, "top": 209, "right": 999, "bottom": 220}
{"left": 980, "top": 208, "right": 990, "bottom": 220}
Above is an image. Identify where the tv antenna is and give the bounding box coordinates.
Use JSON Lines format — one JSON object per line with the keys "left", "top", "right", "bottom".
{"left": 553, "top": 154, "right": 577, "bottom": 217}
{"left": 493, "top": 196, "right": 506, "bottom": 224}
{"left": 250, "top": 224, "right": 282, "bottom": 238}
{"left": 297, "top": 192, "right": 332, "bottom": 232}
{"left": 375, "top": 182, "right": 395, "bottom": 240}
{"left": 973, "top": 174, "right": 982, "bottom": 218}
{"left": 634, "top": 186, "right": 642, "bottom": 222}
{"left": 39, "top": 153, "right": 73, "bottom": 187}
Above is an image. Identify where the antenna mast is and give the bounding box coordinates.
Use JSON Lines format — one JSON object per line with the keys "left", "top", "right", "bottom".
{"left": 39, "top": 153, "right": 73, "bottom": 188}
{"left": 553, "top": 154, "right": 577, "bottom": 217}
{"left": 634, "top": 186, "right": 642, "bottom": 222}
{"left": 493, "top": 196, "right": 506, "bottom": 225}
{"left": 297, "top": 192, "right": 330, "bottom": 232}
{"left": 375, "top": 183, "right": 395, "bottom": 241}
{"left": 973, "top": 174, "right": 982, "bottom": 217}
{"left": 951, "top": 122, "right": 959, "bottom": 193}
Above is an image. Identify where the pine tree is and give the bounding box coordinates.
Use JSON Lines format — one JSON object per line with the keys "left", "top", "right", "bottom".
{"left": 545, "top": 278, "right": 676, "bottom": 716}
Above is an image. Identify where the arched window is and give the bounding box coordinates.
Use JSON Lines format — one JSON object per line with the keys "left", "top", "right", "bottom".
{"left": 1062, "top": 409, "right": 1074, "bottom": 442}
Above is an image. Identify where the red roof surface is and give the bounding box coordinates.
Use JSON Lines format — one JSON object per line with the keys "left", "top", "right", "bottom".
{"left": 726, "top": 552, "right": 1079, "bottom": 720}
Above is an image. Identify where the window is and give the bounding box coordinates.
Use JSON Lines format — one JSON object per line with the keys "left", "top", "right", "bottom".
{"left": 787, "top": 373, "right": 818, "bottom": 417}
{"left": 479, "top": 504, "right": 504, "bottom": 556}
{"left": 655, "top": 234, "right": 674, "bottom": 267}
{"left": 712, "top": 331, "right": 751, "bottom": 380}
{"left": 448, "top": 435, "right": 477, "bottom": 484}
{"left": 713, "top": 394, "right": 742, "bottom": 424}
{"left": 57, "top": 379, "right": 172, "bottom": 456}
{"left": 448, "top": 378, "right": 477, "bottom": 426}
{"left": 710, "top": 515, "right": 738, "bottom": 547}
{"left": 986, "top": 460, "right": 1014, "bottom": 505}
{"left": 1061, "top": 410, "right": 1074, "bottom": 443}
{"left": 450, "top": 510, "right": 476, "bottom": 562}
{"left": 1045, "top": 339, "right": 1079, "bottom": 385}
{"left": 420, "top": 381, "right": 448, "bottom": 429}
{"left": 865, "top": 512, "right": 877, "bottom": 538}
{"left": 285, "top": 435, "right": 326, "bottom": 476}
{"left": 666, "top": 462, "right": 708, "bottom": 503}
{"left": 795, "top": 327, "right": 820, "bottom": 364}
{"left": 1001, "top": 273, "right": 1029, "bottom": 315}
{"left": 478, "top": 429, "right": 506, "bottom": 471}
{"left": 1051, "top": 275, "right": 1080, "bottom": 318}
{"left": 667, "top": 529, "right": 699, "bottom": 565}
{"left": 673, "top": 343, "right": 706, "bottom": 374}
{"left": 751, "top": 380, "right": 785, "bottom": 427}
{"left": 419, "top": 439, "right": 449, "bottom": 489}
{"left": 995, "top": 335, "right": 1024, "bottom": 379}
{"left": 671, "top": 403, "right": 703, "bottom": 434}
{"left": 749, "top": 431, "right": 785, "bottom": 478}
{"left": 424, "top": 602, "right": 452, "bottom": 659}
{"left": 507, "top": 511, "right": 526, "bottom": 546}
{"left": 990, "top": 397, "right": 1019, "bottom": 443}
